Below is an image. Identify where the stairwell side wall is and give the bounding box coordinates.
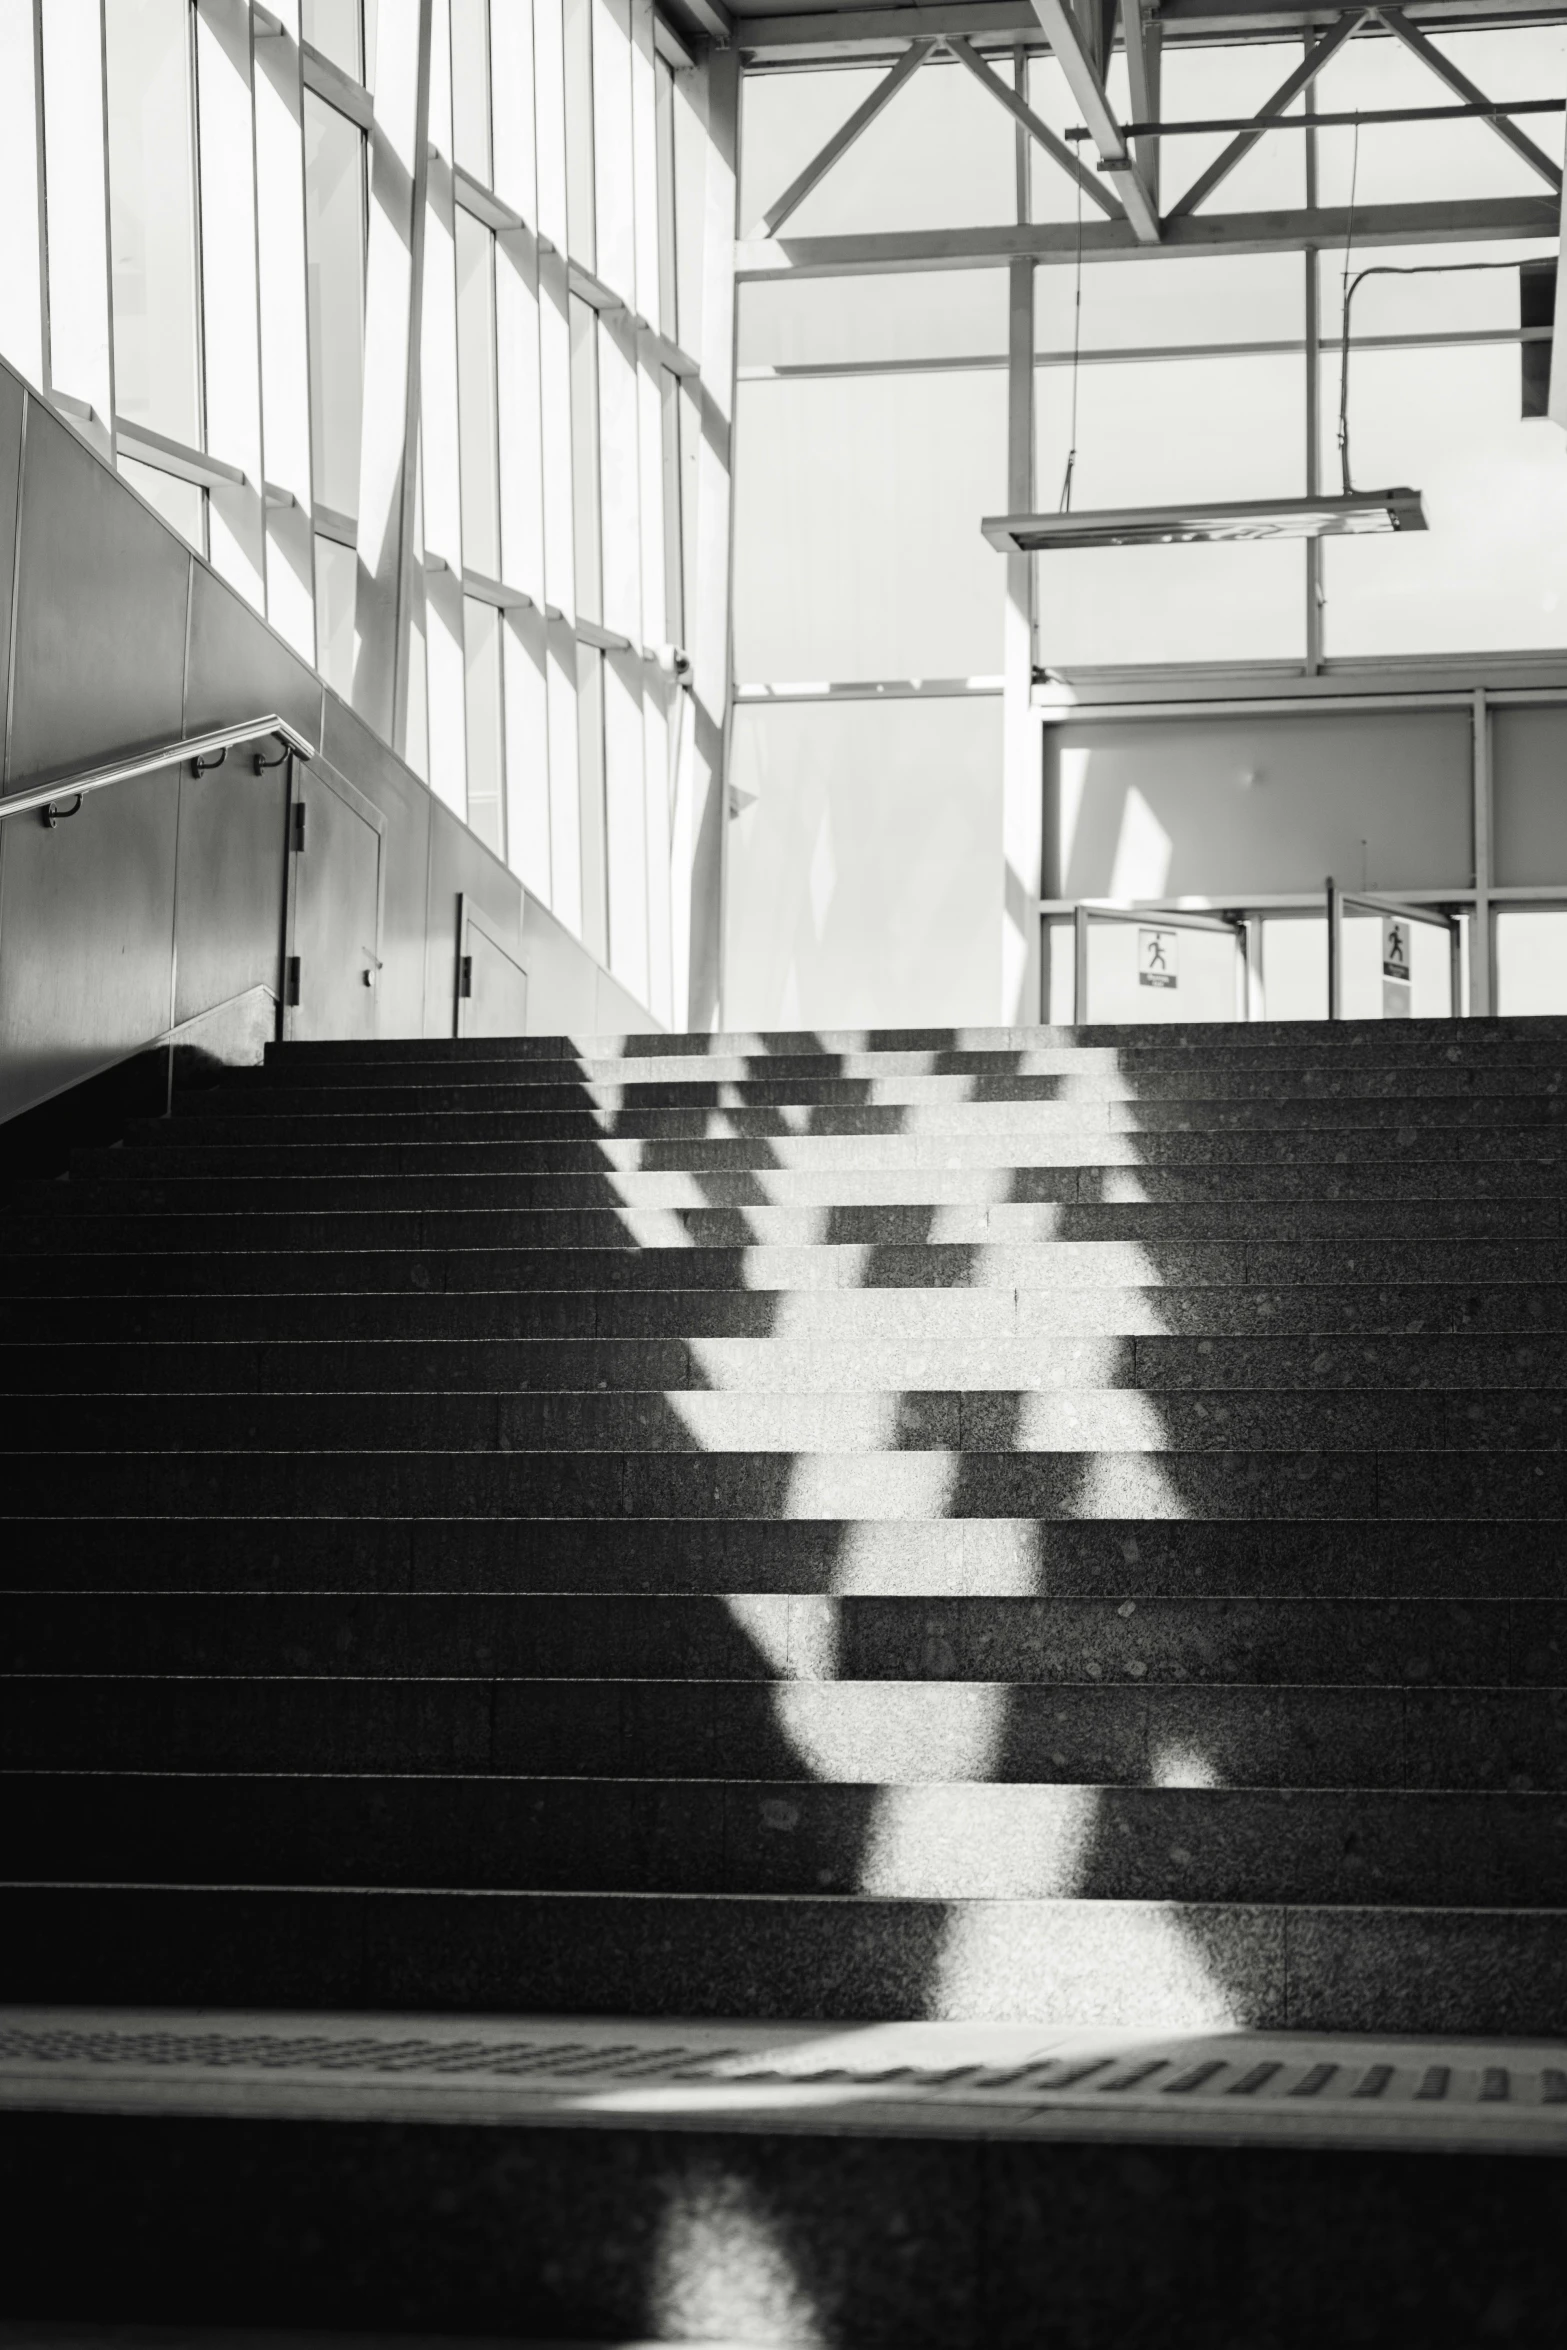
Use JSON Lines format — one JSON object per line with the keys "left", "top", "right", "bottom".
{"left": 0, "top": 360, "right": 665, "bottom": 1130}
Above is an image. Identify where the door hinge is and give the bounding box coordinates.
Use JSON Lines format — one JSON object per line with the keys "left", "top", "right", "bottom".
{"left": 286, "top": 955, "right": 301, "bottom": 1005}
{"left": 458, "top": 954, "right": 474, "bottom": 999}
{"left": 292, "top": 801, "right": 306, "bottom": 851}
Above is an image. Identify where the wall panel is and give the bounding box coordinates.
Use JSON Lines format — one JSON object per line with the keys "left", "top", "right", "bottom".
{"left": 1045, "top": 712, "right": 1473, "bottom": 902}
{"left": 0, "top": 768, "right": 180, "bottom": 1120}
{"left": 6, "top": 400, "right": 189, "bottom": 791}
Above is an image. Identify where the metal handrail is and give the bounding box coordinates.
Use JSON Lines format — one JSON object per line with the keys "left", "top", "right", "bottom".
{"left": 1326, "top": 876, "right": 1462, "bottom": 1019}
{"left": 1071, "top": 899, "right": 1246, "bottom": 1024}
{"left": 0, "top": 715, "right": 316, "bottom": 827}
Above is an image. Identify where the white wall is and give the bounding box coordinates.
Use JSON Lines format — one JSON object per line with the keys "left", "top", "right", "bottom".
{"left": 725, "top": 696, "right": 1002, "bottom": 1030}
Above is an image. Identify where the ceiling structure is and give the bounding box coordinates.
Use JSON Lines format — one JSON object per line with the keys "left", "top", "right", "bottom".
{"left": 706, "top": 0, "right": 1567, "bottom": 296}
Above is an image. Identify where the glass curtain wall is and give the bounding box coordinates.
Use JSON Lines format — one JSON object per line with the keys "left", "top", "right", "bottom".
{"left": 69, "top": 0, "right": 713, "bottom": 1025}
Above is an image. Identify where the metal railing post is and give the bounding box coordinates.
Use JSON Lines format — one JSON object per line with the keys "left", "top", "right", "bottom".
{"left": 1326, "top": 875, "right": 1342, "bottom": 1019}
{"left": 1450, "top": 911, "right": 1465, "bottom": 1019}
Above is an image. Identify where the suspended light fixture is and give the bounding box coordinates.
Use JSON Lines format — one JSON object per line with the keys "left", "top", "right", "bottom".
{"left": 988, "top": 120, "right": 1432, "bottom": 560}
{"left": 982, "top": 489, "right": 1428, "bottom": 554}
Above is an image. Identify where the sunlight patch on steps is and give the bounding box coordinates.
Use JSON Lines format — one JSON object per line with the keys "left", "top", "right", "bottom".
{"left": 1069, "top": 1451, "right": 1193, "bottom": 1518}
{"left": 1152, "top": 1742, "right": 1227, "bottom": 1791}
{"left": 858, "top": 1782, "right": 1098, "bottom": 1899}
{"left": 927, "top": 1900, "right": 1247, "bottom": 2029}
{"left": 764, "top": 1683, "right": 1018, "bottom": 1782}
{"left": 777, "top": 1452, "right": 964, "bottom": 1517}
{"left": 646, "top": 2157, "right": 828, "bottom": 2348}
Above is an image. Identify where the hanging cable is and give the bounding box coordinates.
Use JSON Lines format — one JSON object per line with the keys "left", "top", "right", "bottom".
{"left": 1333, "top": 107, "right": 1526, "bottom": 491}
{"left": 1338, "top": 256, "right": 1530, "bottom": 496}
{"left": 1058, "top": 163, "right": 1084, "bottom": 512}
{"left": 1336, "top": 116, "right": 1361, "bottom": 496}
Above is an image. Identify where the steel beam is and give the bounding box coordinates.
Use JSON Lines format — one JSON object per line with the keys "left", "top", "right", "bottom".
{"left": 946, "top": 35, "right": 1120, "bottom": 217}
{"left": 1167, "top": 8, "right": 1368, "bottom": 221}
{"left": 752, "top": 39, "right": 936, "bottom": 235}
{"left": 738, "top": 0, "right": 1567, "bottom": 56}
{"left": 1375, "top": 7, "right": 1562, "bottom": 193}
{"left": 737, "top": 191, "right": 1556, "bottom": 275}
{"left": 1029, "top": 0, "right": 1160, "bottom": 241}
{"left": 1121, "top": 0, "right": 1162, "bottom": 205}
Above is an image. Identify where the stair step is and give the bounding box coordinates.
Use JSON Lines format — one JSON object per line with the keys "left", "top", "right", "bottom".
{"left": 7, "top": 1773, "right": 1562, "bottom": 1905}
{"left": 5, "top": 1385, "right": 1566, "bottom": 1452}
{"left": 46, "top": 1158, "right": 1567, "bottom": 1204}
{"left": 5, "top": 1881, "right": 1567, "bottom": 2033}
{"left": 7, "top": 1514, "right": 1562, "bottom": 1598}
{"left": 268, "top": 1014, "right": 1567, "bottom": 1057}
{"left": 7, "top": 1331, "right": 1565, "bottom": 1396}
{"left": 6, "top": 1238, "right": 1567, "bottom": 1297}
{"left": 2, "top": 1591, "right": 1545, "bottom": 1682}
{"left": 155, "top": 1098, "right": 1567, "bottom": 1141}
{"left": 260, "top": 1034, "right": 1567, "bottom": 1078}
{"left": 9, "top": 1199, "right": 1560, "bottom": 1251}
{"left": 213, "top": 1068, "right": 1567, "bottom": 1108}
{"left": 6, "top": 1283, "right": 1566, "bottom": 1343}
{"left": 5, "top": 1675, "right": 1562, "bottom": 1787}
{"left": 0, "top": 1444, "right": 1560, "bottom": 1517}
{"left": 109, "top": 1124, "right": 1567, "bottom": 1169}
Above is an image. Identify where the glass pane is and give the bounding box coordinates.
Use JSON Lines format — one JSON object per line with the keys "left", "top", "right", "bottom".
{"left": 733, "top": 371, "right": 1006, "bottom": 681}
{"left": 120, "top": 456, "right": 204, "bottom": 554}
{"left": 576, "top": 638, "right": 608, "bottom": 956}
{"left": 726, "top": 697, "right": 1004, "bottom": 1028}
{"left": 451, "top": 0, "right": 493, "bottom": 184}
{"left": 656, "top": 56, "right": 679, "bottom": 341}
{"left": 661, "top": 371, "right": 683, "bottom": 650}
{"left": 455, "top": 209, "right": 500, "bottom": 577}
{"left": 1258, "top": 914, "right": 1326, "bottom": 1022}
{"left": 743, "top": 56, "right": 1014, "bottom": 236}
{"left": 1037, "top": 542, "right": 1304, "bottom": 667}
{"left": 1079, "top": 918, "right": 1244, "bottom": 1025}
{"left": 304, "top": 95, "right": 367, "bottom": 517}
{"left": 1046, "top": 713, "right": 1469, "bottom": 898}
{"left": 1156, "top": 38, "right": 1306, "bottom": 216}
{"left": 740, "top": 273, "right": 1008, "bottom": 369}
{"left": 1315, "top": 26, "right": 1560, "bottom": 206}
{"left": 1320, "top": 344, "right": 1567, "bottom": 655}
{"left": 303, "top": 0, "right": 363, "bottom": 79}
{"left": 464, "top": 597, "right": 506, "bottom": 855}
{"left": 673, "top": 66, "right": 706, "bottom": 357}
{"left": 314, "top": 533, "right": 357, "bottom": 699}
{"left": 1032, "top": 354, "right": 1307, "bottom": 666}
{"left": 563, "top": 0, "right": 597, "bottom": 267}
{"left": 1037, "top": 255, "right": 1304, "bottom": 356}
{"left": 569, "top": 294, "right": 602, "bottom": 622}
{"left": 1037, "top": 353, "right": 1306, "bottom": 507}
{"left": 1497, "top": 908, "right": 1567, "bottom": 1015}
{"left": 1318, "top": 241, "right": 1557, "bottom": 345}
{"left": 105, "top": 0, "right": 201, "bottom": 447}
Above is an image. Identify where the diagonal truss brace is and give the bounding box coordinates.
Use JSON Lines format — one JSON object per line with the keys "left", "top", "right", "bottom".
{"left": 1375, "top": 7, "right": 1562, "bottom": 193}
{"left": 945, "top": 35, "right": 1121, "bottom": 219}
{"left": 1028, "top": 0, "right": 1160, "bottom": 242}
{"left": 1167, "top": 8, "right": 1370, "bottom": 221}
{"left": 750, "top": 37, "right": 937, "bottom": 236}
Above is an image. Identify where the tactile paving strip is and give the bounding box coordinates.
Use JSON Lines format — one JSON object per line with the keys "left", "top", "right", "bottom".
{"left": 5, "top": 2012, "right": 1566, "bottom": 2151}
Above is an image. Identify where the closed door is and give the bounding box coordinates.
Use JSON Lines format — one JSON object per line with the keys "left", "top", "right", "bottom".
{"left": 457, "top": 893, "right": 528, "bottom": 1038}
{"left": 286, "top": 763, "right": 385, "bottom": 1041}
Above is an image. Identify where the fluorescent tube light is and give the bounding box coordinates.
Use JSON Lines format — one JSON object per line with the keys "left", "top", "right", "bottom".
{"left": 981, "top": 490, "right": 1427, "bottom": 554}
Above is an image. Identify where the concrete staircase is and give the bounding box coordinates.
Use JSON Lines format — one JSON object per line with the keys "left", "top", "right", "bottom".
{"left": 4, "top": 1016, "right": 1567, "bottom": 2341}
